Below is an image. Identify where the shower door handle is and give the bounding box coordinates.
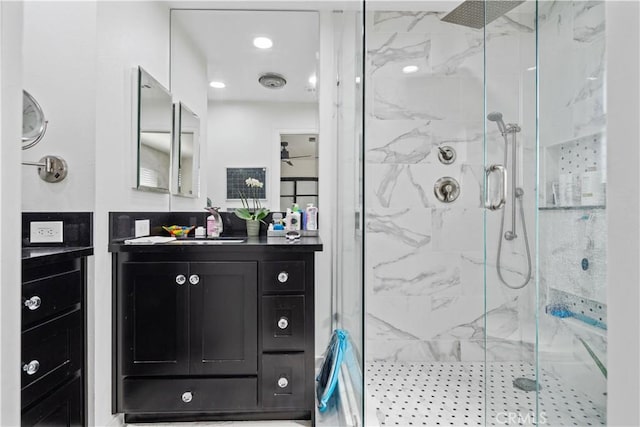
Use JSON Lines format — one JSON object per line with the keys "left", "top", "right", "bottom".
{"left": 485, "top": 164, "right": 507, "bottom": 211}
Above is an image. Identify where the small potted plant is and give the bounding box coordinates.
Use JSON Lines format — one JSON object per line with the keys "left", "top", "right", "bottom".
{"left": 234, "top": 178, "right": 269, "bottom": 237}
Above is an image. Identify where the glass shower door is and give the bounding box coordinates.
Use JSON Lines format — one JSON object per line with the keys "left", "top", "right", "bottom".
{"left": 482, "top": 0, "right": 540, "bottom": 425}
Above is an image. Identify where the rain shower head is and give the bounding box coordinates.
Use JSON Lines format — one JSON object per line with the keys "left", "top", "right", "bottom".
{"left": 441, "top": 0, "right": 525, "bottom": 29}
{"left": 487, "top": 111, "right": 507, "bottom": 134}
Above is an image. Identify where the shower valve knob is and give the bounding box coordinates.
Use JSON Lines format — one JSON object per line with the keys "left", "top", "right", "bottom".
{"left": 434, "top": 177, "right": 460, "bottom": 203}
{"left": 437, "top": 146, "right": 456, "bottom": 164}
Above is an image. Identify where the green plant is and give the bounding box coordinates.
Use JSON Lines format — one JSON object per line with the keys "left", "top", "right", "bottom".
{"left": 234, "top": 178, "right": 269, "bottom": 224}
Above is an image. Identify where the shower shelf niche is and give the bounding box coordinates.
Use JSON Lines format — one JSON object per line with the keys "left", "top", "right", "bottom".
{"left": 541, "top": 132, "right": 606, "bottom": 208}
{"left": 539, "top": 204, "right": 605, "bottom": 211}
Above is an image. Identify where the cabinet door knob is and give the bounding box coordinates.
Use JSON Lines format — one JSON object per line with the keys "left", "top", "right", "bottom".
{"left": 277, "top": 271, "right": 289, "bottom": 283}
{"left": 189, "top": 275, "right": 200, "bottom": 285}
{"left": 24, "top": 296, "right": 41, "bottom": 311}
{"left": 176, "top": 274, "right": 186, "bottom": 285}
{"left": 181, "top": 391, "right": 193, "bottom": 403}
{"left": 277, "top": 376, "right": 289, "bottom": 388}
{"left": 22, "top": 360, "right": 40, "bottom": 375}
{"left": 277, "top": 316, "right": 289, "bottom": 330}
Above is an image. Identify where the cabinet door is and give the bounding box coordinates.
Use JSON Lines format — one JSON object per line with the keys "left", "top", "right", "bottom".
{"left": 189, "top": 262, "right": 257, "bottom": 375}
{"left": 121, "top": 262, "right": 189, "bottom": 376}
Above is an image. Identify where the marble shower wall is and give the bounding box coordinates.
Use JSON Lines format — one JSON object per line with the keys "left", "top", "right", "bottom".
{"left": 365, "top": 7, "right": 537, "bottom": 363}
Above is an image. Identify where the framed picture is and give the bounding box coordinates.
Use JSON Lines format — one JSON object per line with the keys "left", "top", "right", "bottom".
{"left": 226, "top": 167, "right": 267, "bottom": 200}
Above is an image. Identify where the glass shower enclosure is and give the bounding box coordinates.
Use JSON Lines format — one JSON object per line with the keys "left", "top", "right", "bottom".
{"left": 331, "top": 1, "right": 607, "bottom": 426}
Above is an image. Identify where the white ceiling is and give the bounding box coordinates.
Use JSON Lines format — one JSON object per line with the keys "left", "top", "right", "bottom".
{"left": 171, "top": 9, "right": 319, "bottom": 103}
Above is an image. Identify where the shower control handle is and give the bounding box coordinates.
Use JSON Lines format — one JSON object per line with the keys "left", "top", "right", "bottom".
{"left": 485, "top": 164, "right": 507, "bottom": 211}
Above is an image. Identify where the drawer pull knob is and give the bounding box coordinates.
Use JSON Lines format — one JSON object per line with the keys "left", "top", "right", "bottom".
{"left": 176, "top": 275, "right": 186, "bottom": 285}
{"left": 22, "top": 360, "right": 40, "bottom": 375}
{"left": 181, "top": 391, "right": 193, "bottom": 403}
{"left": 189, "top": 275, "right": 200, "bottom": 285}
{"left": 277, "top": 377, "right": 289, "bottom": 388}
{"left": 277, "top": 316, "right": 289, "bottom": 329}
{"left": 24, "top": 296, "right": 41, "bottom": 311}
{"left": 277, "top": 271, "right": 289, "bottom": 283}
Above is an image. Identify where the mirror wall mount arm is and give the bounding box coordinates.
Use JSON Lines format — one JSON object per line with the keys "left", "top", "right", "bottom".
{"left": 21, "top": 155, "right": 68, "bottom": 183}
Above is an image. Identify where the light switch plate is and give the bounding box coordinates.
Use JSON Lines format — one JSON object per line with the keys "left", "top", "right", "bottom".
{"left": 135, "top": 219, "right": 150, "bottom": 237}
{"left": 30, "top": 221, "right": 64, "bottom": 243}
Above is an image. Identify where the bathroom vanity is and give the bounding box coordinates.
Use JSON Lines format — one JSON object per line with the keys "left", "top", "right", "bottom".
{"left": 21, "top": 213, "right": 93, "bottom": 427}
{"left": 109, "top": 212, "right": 322, "bottom": 423}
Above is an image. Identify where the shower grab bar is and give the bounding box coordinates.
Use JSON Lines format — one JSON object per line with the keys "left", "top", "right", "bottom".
{"left": 485, "top": 164, "right": 507, "bottom": 210}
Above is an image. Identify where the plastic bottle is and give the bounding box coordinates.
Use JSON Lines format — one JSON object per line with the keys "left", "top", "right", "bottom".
{"left": 290, "top": 210, "right": 301, "bottom": 231}
{"left": 206, "top": 207, "right": 223, "bottom": 238}
{"left": 305, "top": 203, "right": 318, "bottom": 231}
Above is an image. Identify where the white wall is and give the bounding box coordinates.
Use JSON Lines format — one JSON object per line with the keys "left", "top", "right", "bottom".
{"left": 606, "top": 2, "right": 640, "bottom": 425}
{"left": 170, "top": 13, "right": 208, "bottom": 211}
{"left": 21, "top": 1, "right": 97, "bottom": 212}
{"left": 207, "top": 100, "right": 318, "bottom": 210}
{"left": 0, "top": 2, "right": 23, "bottom": 424}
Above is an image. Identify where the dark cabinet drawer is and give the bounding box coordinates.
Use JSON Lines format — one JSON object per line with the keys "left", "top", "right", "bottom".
{"left": 261, "top": 261, "right": 305, "bottom": 293}
{"left": 22, "top": 269, "right": 81, "bottom": 328}
{"left": 261, "top": 353, "right": 306, "bottom": 409}
{"left": 262, "top": 296, "right": 305, "bottom": 351}
{"left": 122, "top": 378, "right": 258, "bottom": 413}
{"left": 22, "top": 310, "right": 83, "bottom": 408}
{"left": 21, "top": 374, "right": 83, "bottom": 427}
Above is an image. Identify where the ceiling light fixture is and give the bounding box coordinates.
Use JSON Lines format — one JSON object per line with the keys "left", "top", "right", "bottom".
{"left": 253, "top": 37, "right": 273, "bottom": 49}
{"left": 209, "top": 81, "right": 226, "bottom": 89}
{"left": 308, "top": 74, "right": 317, "bottom": 87}
{"left": 402, "top": 65, "right": 419, "bottom": 74}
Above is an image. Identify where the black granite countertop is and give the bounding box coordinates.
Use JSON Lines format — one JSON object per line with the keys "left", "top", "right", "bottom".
{"left": 22, "top": 246, "right": 94, "bottom": 267}
{"left": 109, "top": 236, "right": 323, "bottom": 253}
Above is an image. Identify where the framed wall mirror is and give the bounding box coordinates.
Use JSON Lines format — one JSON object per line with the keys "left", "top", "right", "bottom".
{"left": 170, "top": 9, "right": 319, "bottom": 211}
{"left": 174, "top": 102, "right": 200, "bottom": 197}
{"left": 136, "top": 66, "right": 173, "bottom": 193}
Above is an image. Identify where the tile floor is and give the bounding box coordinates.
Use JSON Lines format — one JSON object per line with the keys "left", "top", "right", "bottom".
{"left": 366, "top": 361, "right": 606, "bottom": 426}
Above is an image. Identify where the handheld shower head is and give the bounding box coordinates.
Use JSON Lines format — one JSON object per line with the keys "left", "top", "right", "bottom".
{"left": 487, "top": 111, "right": 507, "bottom": 134}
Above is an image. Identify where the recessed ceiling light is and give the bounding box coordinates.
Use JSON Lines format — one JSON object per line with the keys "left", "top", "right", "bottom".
{"left": 527, "top": 66, "right": 537, "bottom": 71}
{"left": 402, "top": 65, "right": 419, "bottom": 74}
{"left": 308, "top": 74, "right": 317, "bottom": 87}
{"left": 253, "top": 37, "right": 273, "bottom": 49}
{"left": 209, "top": 81, "right": 226, "bottom": 89}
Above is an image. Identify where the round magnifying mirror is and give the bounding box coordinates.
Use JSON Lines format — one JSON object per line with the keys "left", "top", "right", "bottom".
{"left": 22, "top": 90, "right": 48, "bottom": 150}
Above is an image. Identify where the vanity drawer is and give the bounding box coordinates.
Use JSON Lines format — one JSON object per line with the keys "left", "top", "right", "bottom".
{"left": 261, "top": 261, "right": 305, "bottom": 293}
{"left": 122, "top": 377, "right": 258, "bottom": 413}
{"left": 261, "top": 353, "right": 306, "bottom": 409}
{"left": 22, "top": 269, "right": 81, "bottom": 328}
{"left": 21, "top": 374, "right": 83, "bottom": 427}
{"left": 21, "top": 310, "right": 83, "bottom": 408}
{"left": 262, "top": 296, "right": 305, "bottom": 351}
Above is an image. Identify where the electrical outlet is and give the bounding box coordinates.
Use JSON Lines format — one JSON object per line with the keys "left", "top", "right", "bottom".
{"left": 30, "top": 221, "right": 64, "bottom": 243}
{"left": 135, "top": 219, "right": 150, "bottom": 237}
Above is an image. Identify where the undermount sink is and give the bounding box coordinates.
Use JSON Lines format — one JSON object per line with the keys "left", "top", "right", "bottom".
{"left": 168, "top": 237, "right": 246, "bottom": 245}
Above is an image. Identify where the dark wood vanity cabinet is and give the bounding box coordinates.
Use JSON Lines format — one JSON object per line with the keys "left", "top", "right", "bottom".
{"left": 21, "top": 254, "right": 90, "bottom": 427}
{"left": 113, "top": 246, "right": 318, "bottom": 423}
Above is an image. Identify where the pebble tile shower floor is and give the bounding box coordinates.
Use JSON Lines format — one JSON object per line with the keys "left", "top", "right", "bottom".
{"left": 366, "top": 361, "right": 605, "bottom": 426}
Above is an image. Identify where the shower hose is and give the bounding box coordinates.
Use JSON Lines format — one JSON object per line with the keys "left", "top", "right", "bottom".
{"left": 496, "top": 139, "right": 533, "bottom": 290}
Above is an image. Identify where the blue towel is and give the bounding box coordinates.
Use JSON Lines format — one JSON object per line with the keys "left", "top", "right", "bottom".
{"left": 316, "top": 329, "right": 348, "bottom": 412}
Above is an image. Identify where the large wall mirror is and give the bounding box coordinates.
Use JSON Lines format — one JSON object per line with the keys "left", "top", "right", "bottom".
{"left": 174, "top": 102, "right": 200, "bottom": 197}
{"left": 137, "top": 67, "right": 173, "bottom": 193}
{"left": 170, "top": 9, "right": 319, "bottom": 211}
